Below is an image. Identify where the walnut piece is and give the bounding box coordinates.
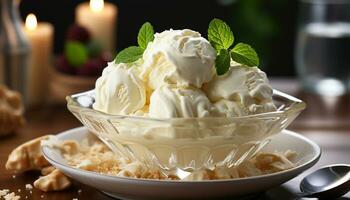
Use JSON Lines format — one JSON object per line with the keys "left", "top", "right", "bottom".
{"left": 6, "top": 135, "right": 73, "bottom": 192}
{"left": 34, "top": 169, "right": 71, "bottom": 192}
{"left": 0, "top": 85, "right": 25, "bottom": 136}
{"left": 254, "top": 151, "right": 296, "bottom": 173}
{"left": 3, "top": 192, "right": 20, "bottom": 200}
{"left": 6, "top": 135, "right": 51, "bottom": 172}
{"left": 0, "top": 189, "right": 21, "bottom": 200}
{"left": 0, "top": 189, "right": 10, "bottom": 197}
{"left": 41, "top": 166, "right": 56, "bottom": 176}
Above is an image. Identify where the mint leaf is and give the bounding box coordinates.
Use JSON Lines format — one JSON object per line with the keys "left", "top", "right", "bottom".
{"left": 115, "top": 22, "right": 154, "bottom": 64}
{"left": 215, "top": 49, "right": 230, "bottom": 75}
{"left": 208, "top": 18, "right": 234, "bottom": 51}
{"left": 115, "top": 46, "right": 144, "bottom": 64}
{"left": 137, "top": 22, "right": 154, "bottom": 50}
{"left": 231, "top": 43, "right": 259, "bottom": 67}
{"left": 65, "top": 41, "right": 88, "bottom": 67}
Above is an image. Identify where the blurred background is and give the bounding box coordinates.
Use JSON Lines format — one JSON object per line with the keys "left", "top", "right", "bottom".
{"left": 19, "top": 0, "right": 297, "bottom": 76}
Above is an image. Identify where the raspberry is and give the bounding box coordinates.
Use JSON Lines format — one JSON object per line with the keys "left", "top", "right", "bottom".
{"left": 66, "top": 25, "right": 90, "bottom": 43}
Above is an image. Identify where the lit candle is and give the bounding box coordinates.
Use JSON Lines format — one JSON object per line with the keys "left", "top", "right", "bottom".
{"left": 24, "top": 13, "right": 54, "bottom": 107}
{"left": 76, "top": 0, "right": 117, "bottom": 53}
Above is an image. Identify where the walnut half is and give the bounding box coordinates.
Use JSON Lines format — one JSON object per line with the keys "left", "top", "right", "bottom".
{"left": 6, "top": 135, "right": 72, "bottom": 192}
{"left": 34, "top": 169, "right": 71, "bottom": 192}
{"left": 0, "top": 85, "right": 25, "bottom": 136}
{"left": 6, "top": 135, "right": 51, "bottom": 172}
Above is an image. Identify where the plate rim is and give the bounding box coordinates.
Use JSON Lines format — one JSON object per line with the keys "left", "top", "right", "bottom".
{"left": 42, "top": 126, "right": 321, "bottom": 184}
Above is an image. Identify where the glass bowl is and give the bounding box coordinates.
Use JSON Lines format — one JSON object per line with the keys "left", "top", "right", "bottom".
{"left": 66, "top": 90, "right": 305, "bottom": 179}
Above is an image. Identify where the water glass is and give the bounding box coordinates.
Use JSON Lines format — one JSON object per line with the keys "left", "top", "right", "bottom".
{"left": 295, "top": 0, "right": 350, "bottom": 96}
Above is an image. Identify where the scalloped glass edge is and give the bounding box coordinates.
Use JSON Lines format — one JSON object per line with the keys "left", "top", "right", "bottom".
{"left": 66, "top": 89, "right": 306, "bottom": 123}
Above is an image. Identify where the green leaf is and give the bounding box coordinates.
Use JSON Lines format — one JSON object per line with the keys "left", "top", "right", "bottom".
{"left": 231, "top": 43, "right": 259, "bottom": 67}
{"left": 208, "top": 18, "right": 234, "bottom": 51}
{"left": 215, "top": 49, "right": 231, "bottom": 75}
{"left": 137, "top": 22, "right": 154, "bottom": 50}
{"left": 114, "top": 46, "right": 144, "bottom": 64}
{"left": 65, "top": 41, "right": 88, "bottom": 67}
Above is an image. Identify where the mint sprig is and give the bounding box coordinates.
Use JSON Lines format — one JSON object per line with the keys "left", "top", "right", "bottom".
{"left": 115, "top": 22, "right": 154, "bottom": 64}
{"left": 208, "top": 18, "right": 260, "bottom": 75}
{"left": 208, "top": 18, "right": 234, "bottom": 51}
{"left": 231, "top": 43, "right": 259, "bottom": 67}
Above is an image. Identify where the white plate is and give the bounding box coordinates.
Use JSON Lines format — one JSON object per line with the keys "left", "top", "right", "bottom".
{"left": 42, "top": 127, "right": 321, "bottom": 200}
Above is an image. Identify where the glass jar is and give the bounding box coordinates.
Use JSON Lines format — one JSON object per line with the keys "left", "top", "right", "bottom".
{"left": 0, "top": 0, "right": 29, "bottom": 103}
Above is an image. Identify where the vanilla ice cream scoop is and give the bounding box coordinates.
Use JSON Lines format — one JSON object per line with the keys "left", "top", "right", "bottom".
{"left": 93, "top": 62, "right": 146, "bottom": 115}
{"left": 213, "top": 99, "right": 248, "bottom": 117}
{"left": 141, "top": 29, "right": 216, "bottom": 90}
{"left": 149, "top": 85, "right": 214, "bottom": 118}
{"left": 203, "top": 62, "right": 276, "bottom": 115}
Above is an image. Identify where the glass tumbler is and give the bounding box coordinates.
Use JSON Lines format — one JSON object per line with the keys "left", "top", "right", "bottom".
{"left": 295, "top": 0, "right": 350, "bottom": 96}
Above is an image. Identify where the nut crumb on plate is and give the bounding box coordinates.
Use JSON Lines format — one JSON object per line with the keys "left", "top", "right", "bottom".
{"left": 50, "top": 135, "right": 297, "bottom": 180}
{"left": 5, "top": 133, "right": 298, "bottom": 195}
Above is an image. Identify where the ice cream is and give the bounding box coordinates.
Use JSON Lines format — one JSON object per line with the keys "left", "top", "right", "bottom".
{"left": 141, "top": 29, "right": 216, "bottom": 90}
{"left": 149, "top": 85, "right": 214, "bottom": 118}
{"left": 93, "top": 62, "right": 146, "bottom": 115}
{"left": 93, "top": 29, "right": 276, "bottom": 118}
{"left": 203, "top": 61, "right": 276, "bottom": 116}
{"left": 213, "top": 99, "right": 248, "bottom": 117}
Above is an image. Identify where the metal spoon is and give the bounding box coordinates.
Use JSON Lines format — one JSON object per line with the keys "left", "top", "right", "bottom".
{"left": 297, "top": 164, "right": 350, "bottom": 199}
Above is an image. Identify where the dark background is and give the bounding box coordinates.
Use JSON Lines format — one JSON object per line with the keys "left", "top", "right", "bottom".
{"left": 19, "top": 0, "right": 298, "bottom": 76}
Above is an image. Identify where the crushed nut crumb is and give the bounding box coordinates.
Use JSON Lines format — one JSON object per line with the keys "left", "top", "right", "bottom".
{"left": 3, "top": 192, "right": 20, "bottom": 200}
{"left": 0, "top": 189, "right": 10, "bottom": 197}
{"left": 25, "top": 184, "right": 33, "bottom": 190}
{"left": 53, "top": 135, "right": 297, "bottom": 180}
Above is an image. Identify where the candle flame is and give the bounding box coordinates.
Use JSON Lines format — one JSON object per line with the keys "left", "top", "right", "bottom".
{"left": 90, "top": 0, "right": 104, "bottom": 12}
{"left": 25, "top": 13, "right": 37, "bottom": 30}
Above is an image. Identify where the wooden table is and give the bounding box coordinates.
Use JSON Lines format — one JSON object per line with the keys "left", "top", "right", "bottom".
{"left": 1, "top": 79, "right": 350, "bottom": 200}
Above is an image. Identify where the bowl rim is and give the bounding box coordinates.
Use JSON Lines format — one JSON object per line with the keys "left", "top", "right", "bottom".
{"left": 66, "top": 89, "right": 306, "bottom": 121}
